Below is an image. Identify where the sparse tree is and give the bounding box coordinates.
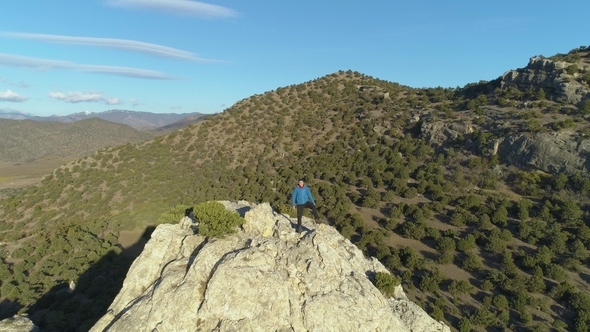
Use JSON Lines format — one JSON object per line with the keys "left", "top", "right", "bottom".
{"left": 463, "top": 252, "right": 484, "bottom": 272}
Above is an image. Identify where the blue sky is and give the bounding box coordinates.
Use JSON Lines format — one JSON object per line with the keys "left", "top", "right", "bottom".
{"left": 0, "top": 0, "right": 589, "bottom": 117}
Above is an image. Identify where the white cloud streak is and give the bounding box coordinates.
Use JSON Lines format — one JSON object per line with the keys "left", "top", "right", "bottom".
{"left": 0, "top": 32, "right": 220, "bottom": 62}
{"left": 105, "top": 0, "right": 238, "bottom": 18}
{"left": 0, "top": 89, "right": 28, "bottom": 102}
{"left": 0, "top": 53, "right": 182, "bottom": 80}
{"left": 48, "top": 91, "right": 122, "bottom": 105}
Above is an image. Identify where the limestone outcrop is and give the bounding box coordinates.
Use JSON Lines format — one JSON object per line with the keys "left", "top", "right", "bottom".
{"left": 501, "top": 57, "right": 589, "bottom": 104}
{"left": 0, "top": 315, "right": 38, "bottom": 332}
{"left": 91, "top": 201, "right": 449, "bottom": 332}
{"left": 421, "top": 116, "right": 590, "bottom": 176}
{"left": 421, "top": 121, "right": 474, "bottom": 148}
{"left": 498, "top": 131, "right": 590, "bottom": 175}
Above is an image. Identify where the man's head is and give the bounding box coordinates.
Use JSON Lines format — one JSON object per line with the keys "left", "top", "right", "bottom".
{"left": 298, "top": 180, "right": 304, "bottom": 188}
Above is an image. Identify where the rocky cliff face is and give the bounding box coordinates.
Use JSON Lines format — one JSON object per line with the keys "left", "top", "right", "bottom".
{"left": 422, "top": 124, "right": 590, "bottom": 176}
{"left": 421, "top": 121, "right": 474, "bottom": 148}
{"left": 501, "top": 57, "right": 589, "bottom": 105}
{"left": 498, "top": 130, "right": 590, "bottom": 175}
{"left": 90, "top": 201, "right": 449, "bottom": 332}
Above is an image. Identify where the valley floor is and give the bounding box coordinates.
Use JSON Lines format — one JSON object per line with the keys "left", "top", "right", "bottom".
{"left": 0, "top": 157, "right": 75, "bottom": 191}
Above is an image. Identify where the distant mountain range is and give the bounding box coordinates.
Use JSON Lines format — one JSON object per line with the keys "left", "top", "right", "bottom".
{"left": 0, "top": 109, "right": 211, "bottom": 130}
{"left": 0, "top": 117, "right": 153, "bottom": 162}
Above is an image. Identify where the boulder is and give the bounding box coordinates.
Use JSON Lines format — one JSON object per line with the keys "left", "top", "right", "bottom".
{"left": 91, "top": 201, "right": 449, "bottom": 332}
{"left": 242, "top": 202, "right": 275, "bottom": 237}
{"left": 0, "top": 315, "right": 38, "bottom": 332}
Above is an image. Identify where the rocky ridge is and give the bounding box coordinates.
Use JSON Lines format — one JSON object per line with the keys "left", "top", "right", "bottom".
{"left": 499, "top": 130, "right": 590, "bottom": 175}
{"left": 501, "top": 57, "right": 589, "bottom": 105}
{"left": 421, "top": 122, "right": 590, "bottom": 175}
{"left": 90, "top": 201, "right": 449, "bottom": 332}
{"left": 419, "top": 55, "right": 590, "bottom": 176}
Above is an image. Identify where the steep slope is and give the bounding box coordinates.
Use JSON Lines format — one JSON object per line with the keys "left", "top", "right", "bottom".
{"left": 91, "top": 202, "right": 449, "bottom": 332}
{"left": 150, "top": 112, "right": 212, "bottom": 134}
{"left": 0, "top": 118, "right": 153, "bottom": 162}
{"left": 0, "top": 58, "right": 589, "bottom": 331}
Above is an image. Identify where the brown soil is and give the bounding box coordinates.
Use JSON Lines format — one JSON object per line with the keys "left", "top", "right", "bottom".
{"left": 0, "top": 157, "right": 75, "bottom": 190}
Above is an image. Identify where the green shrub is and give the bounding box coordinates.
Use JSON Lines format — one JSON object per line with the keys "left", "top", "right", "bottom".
{"left": 373, "top": 271, "right": 401, "bottom": 297}
{"left": 493, "top": 294, "right": 510, "bottom": 309}
{"left": 456, "top": 234, "right": 477, "bottom": 251}
{"left": 436, "top": 237, "right": 456, "bottom": 252}
{"left": 481, "top": 280, "right": 494, "bottom": 291}
{"left": 566, "top": 64, "right": 579, "bottom": 75}
{"left": 471, "top": 307, "right": 496, "bottom": 327}
{"left": 462, "top": 252, "right": 484, "bottom": 271}
{"left": 194, "top": 201, "right": 244, "bottom": 238}
{"left": 438, "top": 252, "right": 454, "bottom": 264}
{"left": 402, "top": 187, "right": 418, "bottom": 198}
{"left": 458, "top": 318, "right": 472, "bottom": 332}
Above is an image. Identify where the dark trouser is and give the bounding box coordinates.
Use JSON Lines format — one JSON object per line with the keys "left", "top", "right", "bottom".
{"left": 296, "top": 201, "right": 320, "bottom": 231}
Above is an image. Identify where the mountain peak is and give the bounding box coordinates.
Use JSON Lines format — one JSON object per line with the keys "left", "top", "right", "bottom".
{"left": 90, "top": 201, "right": 449, "bottom": 332}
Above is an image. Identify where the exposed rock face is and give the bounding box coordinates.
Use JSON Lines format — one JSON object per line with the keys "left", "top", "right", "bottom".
{"left": 501, "top": 57, "right": 589, "bottom": 104}
{"left": 498, "top": 131, "right": 590, "bottom": 175}
{"left": 421, "top": 117, "right": 590, "bottom": 176}
{"left": 91, "top": 201, "right": 449, "bottom": 332}
{"left": 421, "top": 121, "right": 474, "bottom": 148}
{"left": 0, "top": 315, "right": 38, "bottom": 332}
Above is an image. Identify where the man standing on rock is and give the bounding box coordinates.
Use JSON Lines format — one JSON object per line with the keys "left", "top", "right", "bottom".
{"left": 292, "top": 179, "right": 321, "bottom": 233}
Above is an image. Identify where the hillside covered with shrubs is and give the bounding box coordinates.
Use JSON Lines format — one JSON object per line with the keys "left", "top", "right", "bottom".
{"left": 1, "top": 46, "right": 590, "bottom": 331}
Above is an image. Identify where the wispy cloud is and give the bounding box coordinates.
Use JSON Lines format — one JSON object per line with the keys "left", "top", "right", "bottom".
{"left": 48, "top": 91, "right": 122, "bottom": 105}
{"left": 0, "top": 53, "right": 182, "bottom": 80}
{"left": 0, "top": 32, "right": 220, "bottom": 62}
{"left": 0, "top": 89, "right": 28, "bottom": 102}
{"left": 0, "top": 76, "right": 31, "bottom": 88}
{"left": 129, "top": 98, "right": 141, "bottom": 107}
{"left": 11, "top": 81, "right": 32, "bottom": 89}
{"left": 105, "top": 0, "right": 238, "bottom": 18}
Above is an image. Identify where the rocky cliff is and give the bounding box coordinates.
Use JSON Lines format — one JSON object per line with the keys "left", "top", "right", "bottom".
{"left": 422, "top": 121, "right": 590, "bottom": 175}
{"left": 499, "top": 130, "right": 590, "bottom": 175}
{"left": 90, "top": 201, "right": 449, "bottom": 332}
{"left": 501, "top": 57, "right": 589, "bottom": 105}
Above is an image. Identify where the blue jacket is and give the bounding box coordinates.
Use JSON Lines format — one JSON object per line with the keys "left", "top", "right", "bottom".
{"left": 292, "top": 185, "right": 315, "bottom": 206}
